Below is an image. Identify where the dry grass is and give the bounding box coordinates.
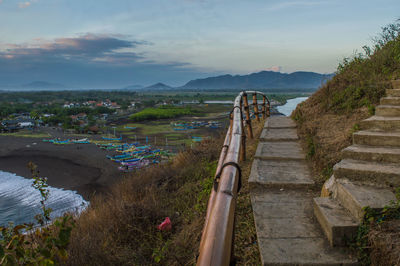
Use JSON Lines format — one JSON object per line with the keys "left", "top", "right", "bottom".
{"left": 66, "top": 118, "right": 264, "bottom": 265}
{"left": 292, "top": 100, "right": 369, "bottom": 184}
{"left": 67, "top": 137, "right": 221, "bottom": 265}
{"left": 369, "top": 220, "right": 400, "bottom": 266}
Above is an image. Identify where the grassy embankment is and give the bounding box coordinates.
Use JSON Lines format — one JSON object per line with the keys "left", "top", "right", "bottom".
{"left": 66, "top": 113, "right": 264, "bottom": 265}
{"left": 292, "top": 20, "right": 400, "bottom": 183}
{"left": 292, "top": 20, "right": 400, "bottom": 264}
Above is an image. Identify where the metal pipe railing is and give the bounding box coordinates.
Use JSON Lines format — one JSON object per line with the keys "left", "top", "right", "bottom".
{"left": 197, "top": 91, "right": 270, "bottom": 266}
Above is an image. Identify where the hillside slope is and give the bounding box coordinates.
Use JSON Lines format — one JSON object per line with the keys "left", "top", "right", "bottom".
{"left": 292, "top": 20, "right": 400, "bottom": 183}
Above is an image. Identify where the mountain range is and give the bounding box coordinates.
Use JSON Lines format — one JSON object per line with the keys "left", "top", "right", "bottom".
{"left": 180, "top": 71, "right": 333, "bottom": 90}
{"left": 123, "top": 71, "right": 333, "bottom": 92}
{"left": 8, "top": 70, "right": 333, "bottom": 92}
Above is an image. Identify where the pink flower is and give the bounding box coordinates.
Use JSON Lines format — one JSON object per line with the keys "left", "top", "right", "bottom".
{"left": 157, "top": 217, "right": 172, "bottom": 231}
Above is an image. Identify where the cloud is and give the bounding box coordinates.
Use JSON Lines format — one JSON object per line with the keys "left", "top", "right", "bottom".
{"left": 1, "top": 34, "right": 148, "bottom": 64}
{"left": 18, "top": 1, "right": 31, "bottom": 8}
{"left": 18, "top": 0, "right": 39, "bottom": 9}
{"left": 264, "top": 66, "right": 282, "bottom": 72}
{"left": 0, "top": 34, "right": 212, "bottom": 87}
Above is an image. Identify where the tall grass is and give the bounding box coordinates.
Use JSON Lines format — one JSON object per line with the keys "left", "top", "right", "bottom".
{"left": 67, "top": 138, "right": 221, "bottom": 265}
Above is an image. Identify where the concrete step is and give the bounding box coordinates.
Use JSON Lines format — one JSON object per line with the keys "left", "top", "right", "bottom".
{"left": 264, "top": 116, "right": 296, "bottom": 128}
{"left": 392, "top": 80, "right": 400, "bottom": 90}
{"left": 353, "top": 130, "right": 400, "bottom": 147}
{"left": 249, "top": 159, "right": 314, "bottom": 189}
{"left": 381, "top": 96, "right": 400, "bottom": 106}
{"left": 386, "top": 89, "right": 400, "bottom": 97}
{"left": 360, "top": 116, "right": 400, "bottom": 131}
{"left": 376, "top": 105, "right": 400, "bottom": 117}
{"left": 255, "top": 141, "right": 305, "bottom": 160}
{"left": 252, "top": 190, "right": 358, "bottom": 265}
{"left": 342, "top": 144, "right": 400, "bottom": 163}
{"left": 335, "top": 179, "right": 397, "bottom": 220}
{"left": 333, "top": 159, "right": 400, "bottom": 187}
{"left": 260, "top": 128, "right": 299, "bottom": 141}
{"left": 313, "top": 197, "right": 359, "bottom": 247}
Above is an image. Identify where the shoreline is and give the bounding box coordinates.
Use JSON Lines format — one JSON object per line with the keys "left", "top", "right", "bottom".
{"left": 0, "top": 135, "right": 122, "bottom": 200}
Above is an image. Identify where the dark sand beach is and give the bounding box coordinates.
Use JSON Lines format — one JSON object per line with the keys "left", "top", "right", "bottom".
{"left": 0, "top": 136, "right": 122, "bottom": 200}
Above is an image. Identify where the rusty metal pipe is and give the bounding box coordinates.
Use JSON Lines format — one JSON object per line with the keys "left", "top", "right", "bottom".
{"left": 198, "top": 91, "right": 268, "bottom": 266}
{"left": 201, "top": 125, "right": 232, "bottom": 242}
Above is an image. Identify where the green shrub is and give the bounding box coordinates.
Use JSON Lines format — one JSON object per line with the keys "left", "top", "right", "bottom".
{"left": 130, "top": 106, "right": 196, "bottom": 122}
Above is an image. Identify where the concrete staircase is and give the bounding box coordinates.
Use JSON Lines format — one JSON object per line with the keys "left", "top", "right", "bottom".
{"left": 315, "top": 80, "right": 400, "bottom": 248}
{"left": 249, "top": 116, "right": 357, "bottom": 265}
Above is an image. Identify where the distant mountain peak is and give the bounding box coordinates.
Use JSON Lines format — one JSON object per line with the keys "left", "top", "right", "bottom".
{"left": 143, "top": 82, "right": 173, "bottom": 90}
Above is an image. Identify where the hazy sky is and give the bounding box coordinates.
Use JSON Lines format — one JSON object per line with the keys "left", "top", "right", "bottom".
{"left": 0, "top": 0, "right": 398, "bottom": 88}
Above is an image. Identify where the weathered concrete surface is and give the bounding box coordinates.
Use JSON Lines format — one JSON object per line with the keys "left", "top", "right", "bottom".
{"left": 342, "top": 144, "right": 400, "bottom": 163}
{"left": 260, "top": 128, "right": 299, "bottom": 141}
{"left": 392, "top": 80, "right": 400, "bottom": 89}
{"left": 353, "top": 130, "right": 400, "bottom": 147}
{"left": 257, "top": 238, "right": 358, "bottom": 265}
{"left": 386, "top": 89, "right": 400, "bottom": 97}
{"left": 255, "top": 141, "right": 305, "bottom": 160}
{"left": 335, "top": 179, "right": 397, "bottom": 220}
{"left": 252, "top": 189, "right": 357, "bottom": 265}
{"left": 250, "top": 116, "right": 356, "bottom": 265}
{"left": 249, "top": 159, "right": 314, "bottom": 189}
{"left": 360, "top": 115, "right": 400, "bottom": 131}
{"left": 333, "top": 158, "right": 400, "bottom": 187}
{"left": 381, "top": 96, "right": 400, "bottom": 105}
{"left": 313, "top": 197, "right": 359, "bottom": 247}
{"left": 376, "top": 105, "right": 400, "bottom": 117}
{"left": 314, "top": 80, "right": 400, "bottom": 251}
{"left": 264, "top": 115, "right": 296, "bottom": 128}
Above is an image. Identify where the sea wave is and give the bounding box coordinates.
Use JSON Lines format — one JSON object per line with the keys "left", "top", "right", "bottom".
{"left": 0, "top": 170, "right": 88, "bottom": 226}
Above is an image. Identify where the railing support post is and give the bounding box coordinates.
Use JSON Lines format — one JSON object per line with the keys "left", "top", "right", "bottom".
{"left": 253, "top": 93, "right": 259, "bottom": 122}
{"left": 239, "top": 98, "right": 246, "bottom": 162}
{"left": 243, "top": 93, "right": 253, "bottom": 139}
{"left": 262, "top": 95, "right": 266, "bottom": 119}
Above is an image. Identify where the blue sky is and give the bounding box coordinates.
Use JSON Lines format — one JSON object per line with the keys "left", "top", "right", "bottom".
{"left": 0, "top": 0, "right": 399, "bottom": 88}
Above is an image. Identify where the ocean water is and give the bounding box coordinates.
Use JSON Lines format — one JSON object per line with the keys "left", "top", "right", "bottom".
{"left": 0, "top": 170, "right": 88, "bottom": 226}
{"left": 277, "top": 97, "right": 309, "bottom": 116}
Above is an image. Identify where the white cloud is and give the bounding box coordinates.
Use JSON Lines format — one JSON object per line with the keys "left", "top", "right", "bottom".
{"left": 18, "top": 0, "right": 38, "bottom": 9}
{"left": 18, "top": 1, "right": 31, "bottom": 8}
{"left": 263, "top": 66, "right": 282, "bottom": 72}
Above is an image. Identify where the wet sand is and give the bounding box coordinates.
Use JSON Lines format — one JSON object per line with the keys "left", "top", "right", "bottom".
{"left": 0, "top": 136, "right": 122, "bottom": 200}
